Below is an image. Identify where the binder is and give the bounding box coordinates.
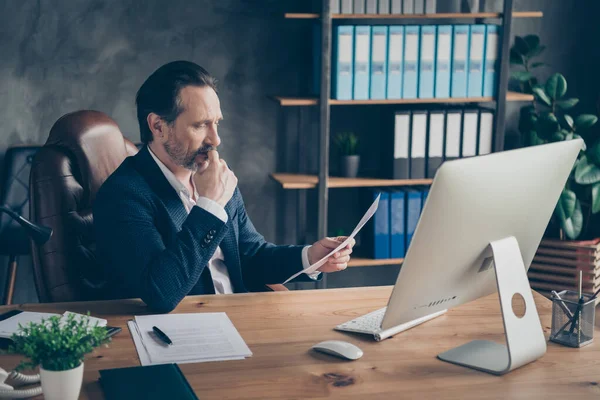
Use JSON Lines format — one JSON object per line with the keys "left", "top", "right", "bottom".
{"left": 403, "top": 26, "right": 420, "bottom": 99}
{"left": 378, "top": 0, "right": 390, "bottom": 13}
{"left": 370, "top": 26, "right": 388, "bottom": 99}
{"left": 331, "top": 0, "right": 341, "bottom": 13}
{"left": 483, "top": 25, "right": 500, "bottom": 97}
{"left": 333, "top": 26, "right": 354, "bottom": 100}
{"left": 341, "top": 0, "right": 353, "bottom": 13}
{"left": 445, "top": 110, "right": 462, "bottom": 162}
{"left": 418, "top": 25, "right": 436, "bottom": 99}
{"left": 479, "top": 110, "right": 494, "bottom": 155}
{"left": 435, "top": 25, "right": 452, "bottom": 98}
{"left": 363, "top": 189, "right": 391, "bottom": 259}
{"left": 427, "top": 111, "right": 445, "bottom": 178}
{"left": 403, "top": 0, "right": 414, "bottom": 14}
{"left": 353, "top": 26, "right": 371, "bottom": 100}
{"left": 425, "top": 0, "right": 436, "bottom": 13}
{"left": 390, "top": 190, "right": 406, "bottom": 258}
{"left": 468, "top": 25, "right": 486, "bottom": 97}
{"left": 451, "top": 25, "right": 469, "bottom": 98}
{"left": 414, "top": 0, "right": 424, "bottom": 13}
{"left": 405, "top": 189, "right": 422, "bottom": 250}
{"left": 312, "top": 23, "right": 320, "bottom": 96}
{"left": 386, "top": 26, "right": 404, "bottom": 99}
{"left": 462, "top": 110, "right": 478, "bottom": 158}
{"left": 354, "top": 0, "right": 366, "bottom": 13}
{"left": 393, "top": 111, "right": 411, "bottom": 178}
{"left": 366, "top": 0, "right": 377, "bottom": 13}
{"left": 391, "top": 0, "right": 402, "bottom": 13}
{"left": 410, "top": 111, "right": 427, "bottom": 179}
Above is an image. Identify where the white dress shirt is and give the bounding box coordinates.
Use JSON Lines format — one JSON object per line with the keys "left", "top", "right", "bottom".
{"left": 148, "top": 148, "right": 315, "bottom": 294}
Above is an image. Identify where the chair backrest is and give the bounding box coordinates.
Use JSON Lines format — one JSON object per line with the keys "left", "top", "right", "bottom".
{"left": 0, "top": 146, "right": 40, "bottom": 256}
{"left": 30, "top": 110, "right": 138, "bottom": 302}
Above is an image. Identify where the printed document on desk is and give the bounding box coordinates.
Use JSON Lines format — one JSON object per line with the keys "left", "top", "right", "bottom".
{"left": 283, "top": 194, "right": 381, "bottom": 284}
{"left": 128, "top": 312, "right": 252, "bottom": 366}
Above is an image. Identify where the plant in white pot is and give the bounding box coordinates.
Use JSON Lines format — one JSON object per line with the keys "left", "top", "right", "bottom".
{"left": 333, "top": 131, "right": 360, "bottom": 178}
{"left": 8, "top": 313, "right": 109, "bottom": 400}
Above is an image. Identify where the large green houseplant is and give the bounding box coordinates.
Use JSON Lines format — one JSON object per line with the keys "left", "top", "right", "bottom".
{"left": 511, "top": 35, "right": 599, "bottom": 240}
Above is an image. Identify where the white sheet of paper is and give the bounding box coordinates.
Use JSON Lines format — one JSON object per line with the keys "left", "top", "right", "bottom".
{"left": 0, "top": 311, "right": 60, "bottom": 338}
{"left": 283, "top": 194, "right": 381, "bottom": 284}
{"left": 62, "top": 311, "right": 107, "bottom": 327}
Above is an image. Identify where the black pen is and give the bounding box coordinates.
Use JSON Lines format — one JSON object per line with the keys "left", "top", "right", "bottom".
{"left": 152, "top": 326, "right": 173, "bottom": 346}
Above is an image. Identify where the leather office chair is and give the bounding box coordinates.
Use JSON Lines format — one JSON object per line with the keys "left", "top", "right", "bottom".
{"left": 30, "top": 110, "right": 286, "bottom": 303}
{"left": 0, "top": 146, "right": 40, "bottom": 304}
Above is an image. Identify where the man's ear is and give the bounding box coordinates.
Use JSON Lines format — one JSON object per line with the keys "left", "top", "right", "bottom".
{"left": 147, "top": 113, "right": 167, "bottom": 144}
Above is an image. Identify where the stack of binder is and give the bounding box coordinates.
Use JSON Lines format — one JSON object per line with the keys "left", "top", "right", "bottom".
{"left": 528, "top": 239, "right": 600, "bottom": 303}
{"left": 388, "top": 108, "right": 494, "bottom": 179}
{"left": 330, "top": 24, "right": 500, "bottom": 100}
{"left": 332, "top": 0, "right": 437, "bottom": 14}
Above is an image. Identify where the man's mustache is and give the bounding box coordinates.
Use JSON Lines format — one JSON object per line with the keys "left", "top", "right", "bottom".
{"left": 196, "top": 146, "right": 215, "bottom": 156}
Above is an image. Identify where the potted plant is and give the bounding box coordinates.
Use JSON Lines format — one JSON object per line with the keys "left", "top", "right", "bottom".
{"left": 333, "top": 131, "right": 360, "bottom": 178}
{"left": 511, "top": 34, "right": 599, "bottom": 240}
{"left": 8, "top": 313, "right": 110, "bottom": 400}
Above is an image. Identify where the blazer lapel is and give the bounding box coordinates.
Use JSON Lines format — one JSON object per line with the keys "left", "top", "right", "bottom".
{"left": 221, "top": 200, "right": 244, "bottom": 292}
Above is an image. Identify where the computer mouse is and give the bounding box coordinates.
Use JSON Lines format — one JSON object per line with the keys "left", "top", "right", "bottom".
{"left": 312, "top": 340, "right": 363, "bottom": 361}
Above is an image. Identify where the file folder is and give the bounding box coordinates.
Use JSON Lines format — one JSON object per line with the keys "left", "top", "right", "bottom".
{"left": 378, "top": 0, "right": 390, "bottom": 13}
{"left": 353, "top": 0, "right": 365, "bottom": 13}
{"left": 393, "top": 111, "right": 411, "bottom": 178}
{"left": 451, "top": 25, "right": 469, "bottom": 98}
{"left": 479, "top": 110, "right": 494, "bottom": 155}
{"left": 403, "top": 26, "right": 420, "bottom": 99}
{"left": 354, "top": 26, "right": 371, "bottom": 100}
{"left": 405, "top": 189, "right": 422, "bottom": 250}
{"left": 425, "top": 0, "right": 436, "bottom": 13}
{"left": 462, "top": 110, "right": 478, "bottom": 158}
{"left": 370, "top": 26, "right": 388, "bottom": 99}
{"left": 435, "top": 25, "right": 452, "bottom": 98}
{"left": 366, "top": 0, "right": 377, "bottom": 13}
{"left": 390, "top": 190, "right": 406, "bottom": 258}
{"left": 427, "top": 111, "right": 445, "bottom": 178}
{"left": 483, "top": 25, "right": 500, "bottom": 97}
{"left": 403, "top": 0, "right": 414, "bottom": 14}
{"left": 468, "top": 25, "right": 486, "bottom": 97}
{"left": 414, "top": 0, "right": 424, "bottom": 13}
{"left": 387, "top": 26, "right": 404, "bottom": 99}
{"left": 363, "top": 189, "right": 391, "bottom": 259}
{"left": 418, "top": 25, "right": 436, "bottom": 99}
{"left": 333, "top": 26, "right": 354, "bottom": 100}
{"left": 391, "top": 0, "right": 402, "bottom": 13}
{"left": 445, "top": 110, "right": 462, "bottom": 162}
{"left": 410, "top": 111, "right": 427, "bottom": 179}
{"left": 341, "top": 0, "right": 353, "bottom": 13}
{"left": 331, "top": 0, "right": 341, "bottom": 14}
{"left": 312, "top": 23, "right": 321, "bottom": 96}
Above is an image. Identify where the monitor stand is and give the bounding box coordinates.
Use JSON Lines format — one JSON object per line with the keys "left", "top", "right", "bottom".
{"left": 437, "top": 236, "right": 547, "bottom": 375}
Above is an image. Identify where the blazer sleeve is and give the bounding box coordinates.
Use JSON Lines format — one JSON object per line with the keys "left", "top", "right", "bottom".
{"left": 94, "top": 183, "right": 227, "bottom": 313}
{"left": 234, "top": 188, "right": 317, "bottom": 289}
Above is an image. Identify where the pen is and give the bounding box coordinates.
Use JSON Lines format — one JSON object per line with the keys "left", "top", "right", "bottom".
{"left": 551, "top": 290, "right": 573, "bottom": 318}
{"left": 152, "top": 326, "right": 173, "bottom": 346}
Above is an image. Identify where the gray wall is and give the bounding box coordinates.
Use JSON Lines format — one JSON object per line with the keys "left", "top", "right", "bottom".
{"left": 0, "top": 0, "right": 595, "bottom": 302}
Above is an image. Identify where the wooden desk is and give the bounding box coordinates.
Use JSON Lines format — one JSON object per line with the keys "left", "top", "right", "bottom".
{"left": 1, "top": 287, "right": 599, "bottom": 399}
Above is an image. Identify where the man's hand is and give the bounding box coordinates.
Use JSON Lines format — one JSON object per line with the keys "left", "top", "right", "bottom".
{"left": 193, "top": 150, "right": 238, "bottom": 207}
{"left": 307, "top": 236, "right": 356, "bottom": 273}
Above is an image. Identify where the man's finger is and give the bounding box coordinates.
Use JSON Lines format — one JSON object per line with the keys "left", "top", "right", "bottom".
{"left": 329, "top": 255, "right": 350, "bottom": 264}
{"left": 207, "top": 150, "right": 220, "bottom": 164}
{"left": 333, "top": 248, "right": 352, "bottom": 258}
{"left": 319, "top": 237, "right": 347, "bottom": 250}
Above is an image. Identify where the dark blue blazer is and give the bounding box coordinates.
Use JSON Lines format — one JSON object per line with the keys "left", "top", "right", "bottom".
{"left": 94, "top": 146, "right": 313, "bottom": 312}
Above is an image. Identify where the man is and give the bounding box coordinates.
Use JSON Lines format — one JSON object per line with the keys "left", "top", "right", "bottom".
{"left": 94, "top": 61, "right": 355, "bottom": 313}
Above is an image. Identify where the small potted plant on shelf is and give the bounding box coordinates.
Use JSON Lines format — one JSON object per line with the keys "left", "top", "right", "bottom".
{"left": 333, "top": 131, "right": 360, "bottom": 178}
{"left": 8, "top": 313, "right": 110, "bottom": 400}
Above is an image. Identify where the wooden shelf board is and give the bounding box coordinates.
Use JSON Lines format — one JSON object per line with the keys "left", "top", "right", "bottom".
{"left": 270, "top": 173, "right": 433, "bottom": 189}
{"left": 348, "top": 257, "right": 404, "bottom": 267}
{"left": 285, "top": 11, "right": 542, "bottom": 19}
{"left": 273, "top": 92, "right": 533, "bottom": 106}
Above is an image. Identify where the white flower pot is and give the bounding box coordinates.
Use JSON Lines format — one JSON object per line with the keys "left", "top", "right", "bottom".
{"left": 40, "top": 362, "right": 84, "bottom": 400}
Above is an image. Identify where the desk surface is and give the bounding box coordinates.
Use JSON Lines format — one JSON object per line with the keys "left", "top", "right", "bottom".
{"left": 1, "top": 287, "right": 599, "bottom": 399}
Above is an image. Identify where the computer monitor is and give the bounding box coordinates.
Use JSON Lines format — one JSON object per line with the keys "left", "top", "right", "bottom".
{"left": 382, "top": 139, "right": 582, "bottom": 374}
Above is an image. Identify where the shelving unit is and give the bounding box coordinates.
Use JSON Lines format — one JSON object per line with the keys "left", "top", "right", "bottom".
{"left": 272, "top": 1, "right": 542, "bottom": 286}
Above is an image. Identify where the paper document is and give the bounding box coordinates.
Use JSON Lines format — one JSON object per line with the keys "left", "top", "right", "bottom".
{"left": 0, "top": 311, "right": 107, "bottom": 338}
{"left": 283, "top": 194, "right": 381, "bottom": 284}
{"left": 128, "top": 312, "right": 252, "bottom": 366}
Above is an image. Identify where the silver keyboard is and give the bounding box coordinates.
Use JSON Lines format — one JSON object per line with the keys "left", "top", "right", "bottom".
{"left": 335, "top": 307, "right": 387, "bottom": 334}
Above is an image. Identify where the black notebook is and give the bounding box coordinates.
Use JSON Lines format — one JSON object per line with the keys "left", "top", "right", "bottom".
{"left": 99, "top": 363, "right": 198, "bottom": 400}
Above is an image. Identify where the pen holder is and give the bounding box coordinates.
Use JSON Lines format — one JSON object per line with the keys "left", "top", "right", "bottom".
{"left": 550, "top": 290, "right": 595, "bottom": 348}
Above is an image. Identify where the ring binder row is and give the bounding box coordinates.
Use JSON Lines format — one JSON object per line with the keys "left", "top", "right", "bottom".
{"left": 323, "top": 24, "right": 500, "bottom": 100}
{"left": 333, "top": 0, "right": 437, "bottom": 14}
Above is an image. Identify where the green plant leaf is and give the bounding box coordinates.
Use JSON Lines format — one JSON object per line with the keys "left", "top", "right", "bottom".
{"left": 593, "top": 183, "right": 600, "bottom": 214}
{"left": 574, "top": 114, "right": 598, "bottom": 131}
{"left": 575, "top": 155, "right": 600, "bottom": 184}
{"left": 529, "top": 45, "right": 546, "bottom": 57}
{"left": 556, "top": 98, "right": 579, "bottom": 110}
{"left": 510, "top": 48, "right": 524, "bottom": 65}
{"left": 556, "top": 189, "right": 577, "bottom": 220}
{"left": 532, "top": 86, "right": 552, "bottom": 107}
{"left": 535, "top": 112, "right": 560, "bottom": 139}
{"left": 511, "top": 71, "right": 533, "bottom": 82}
{"left": 531, "top": 62, "right": 546, "bottom": 68}
{"left": 558, "top": 198, "right": 583, "bottom": 239}
{"left": 545, "top": 73, "right": 567, "bottom": 100}
{"left": 563, "top": 114, "right": 574, "bottom": 129}
{"left": 551, "top": 131, "right": 566, "bottom": 142}
{"left": 514, "top": 36, "right": 529, "bottom": 56}
{"left": 523, "top": 35, "right": 540, "bottom": 52}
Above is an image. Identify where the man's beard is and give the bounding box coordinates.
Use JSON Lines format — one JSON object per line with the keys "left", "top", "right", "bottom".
{"left": 163, "top": 131, "right": 214, "bottom": 171}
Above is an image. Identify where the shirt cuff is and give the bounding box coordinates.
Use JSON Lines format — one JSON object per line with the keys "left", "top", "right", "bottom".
{"left": 301, "top": 246, "right": 321, "bottom": 280}
{"left": 195, "top": 197, "right": 228, "bottom": 223}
